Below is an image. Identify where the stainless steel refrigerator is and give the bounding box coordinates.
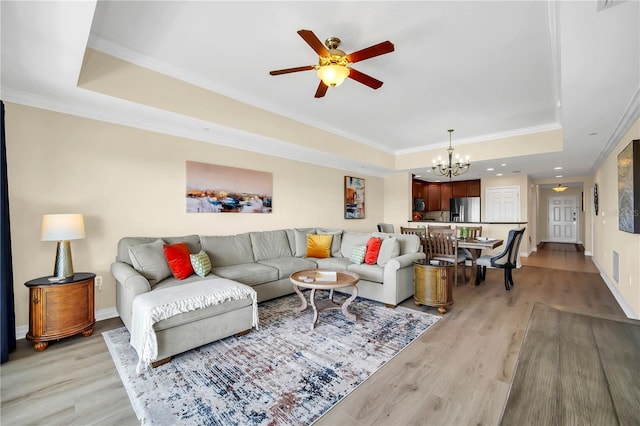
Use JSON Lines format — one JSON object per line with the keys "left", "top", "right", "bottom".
{"left": 449, "top": 197, "right": 481, "bottom": 222}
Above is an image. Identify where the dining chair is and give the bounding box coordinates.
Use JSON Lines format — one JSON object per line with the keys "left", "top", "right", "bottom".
{"left": 456, "top": 225, "right": 483, "bottom": 264}
{"left": 426, "top": 228, "right": 467, "bottom": 285}
{"left": 476, "top": 227, "right": 526, "bottom": 291}
{"left": 377, "top": 223, "right": 395, "bottom": 233}
{"left": 427, "top": 224, "right": 452, "bottom": 230}
{"left": 400, "top": 226, "right": 427, "bottom": 253}
{"left": 456, "top": 225, "right": 482, "bottom": 239}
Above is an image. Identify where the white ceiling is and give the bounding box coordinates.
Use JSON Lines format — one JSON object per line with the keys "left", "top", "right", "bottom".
{"left": 2, "top": 1, "right": 639, "bottom": 182}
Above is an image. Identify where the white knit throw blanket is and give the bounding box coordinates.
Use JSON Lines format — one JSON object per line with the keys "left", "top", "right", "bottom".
{"left": 130, "top": 278, "right": 258, "bottom": 375}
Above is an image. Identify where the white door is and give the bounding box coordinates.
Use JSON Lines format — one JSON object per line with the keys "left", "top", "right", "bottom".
{"left": 547, "top": 196, "right": 578, "bottom": 242}
{"left": 485, "top": 186, "right": 520, "bottom": 222}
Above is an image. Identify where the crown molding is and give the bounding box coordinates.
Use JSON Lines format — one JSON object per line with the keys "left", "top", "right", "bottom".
{"left": 591, "top": 85, "right": 640, "bottom": 174}
{"left": 395, "top": 122, "right": 562, "bottom": 155}
{"left": 86, "top": 35, "right": 397, "bottom": 155}
{"left": 3, "top": 88, "right": 392, "bottom": 178}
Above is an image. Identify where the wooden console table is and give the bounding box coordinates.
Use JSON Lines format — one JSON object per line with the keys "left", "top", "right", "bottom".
{"left": 25, "top": 272, "right": 95, "bottom": 351}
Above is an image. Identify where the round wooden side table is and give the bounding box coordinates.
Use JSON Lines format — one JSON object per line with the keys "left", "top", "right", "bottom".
{"left": 413, "top": 260, "right": 454, "bottom": 314}
{"left": 25, "top": 272, "right": 96, "bottom": 351}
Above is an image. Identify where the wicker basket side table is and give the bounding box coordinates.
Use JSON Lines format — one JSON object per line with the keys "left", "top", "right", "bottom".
{"left": 414, "top": 260, "right": 454, "bottom": 314}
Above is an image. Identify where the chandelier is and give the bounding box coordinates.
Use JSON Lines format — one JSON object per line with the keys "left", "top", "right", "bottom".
{"left": 431, "top": 129, "right": 470, "bottom": 178}
{"left": 552, "top": 184, "right": 568, "bottom": 192}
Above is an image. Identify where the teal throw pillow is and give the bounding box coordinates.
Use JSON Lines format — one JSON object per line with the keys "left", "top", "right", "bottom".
{"left": 190, "top": 251, "right": 212, "bottom": 277}
{"left": 350, "top": 245, "right": 367, "bottom": 264}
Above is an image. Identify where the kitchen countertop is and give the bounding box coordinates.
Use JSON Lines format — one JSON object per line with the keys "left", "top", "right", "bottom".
{"left": 409, "top": 221, "right": 528, "bottom": 225}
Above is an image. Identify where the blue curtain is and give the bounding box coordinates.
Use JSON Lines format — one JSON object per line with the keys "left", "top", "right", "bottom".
{"left": 1, "top": 100, "right": 16, "bottom": 363}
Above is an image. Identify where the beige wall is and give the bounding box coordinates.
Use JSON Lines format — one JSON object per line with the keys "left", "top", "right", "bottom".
{"left": 480, "top": 174, "right": 532, "bottom": 254}
{"left": 5, "top": 103, "right": 385, "bottom": 328}
{"left": 592, "top": 116, "right": 640, "bottom": 317}
{"left": 383, "top": 172, "right": 413, "bottom": 231}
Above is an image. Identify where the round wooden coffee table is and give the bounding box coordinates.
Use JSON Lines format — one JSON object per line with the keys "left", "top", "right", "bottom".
{"left": 290, "top": 269, "right": 360, "bottom": 330}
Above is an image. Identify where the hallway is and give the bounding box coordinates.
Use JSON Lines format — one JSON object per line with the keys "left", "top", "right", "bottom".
{"left": 520, "top": 242, "right": 599, "bottom": 273}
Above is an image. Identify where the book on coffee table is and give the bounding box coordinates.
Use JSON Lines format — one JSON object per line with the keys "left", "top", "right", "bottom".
{"left": 315, "top": 271, "right": 337, "bottom": 282}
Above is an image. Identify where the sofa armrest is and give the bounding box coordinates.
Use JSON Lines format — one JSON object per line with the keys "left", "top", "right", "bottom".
{"left": 111, "top": 261, "right": 151, "bottom": 295}
{"left": 111, "top": 261, "right": 152, "bottom": 331}
{"left": 385, "top": 252, "right": 426, "bottom": 270}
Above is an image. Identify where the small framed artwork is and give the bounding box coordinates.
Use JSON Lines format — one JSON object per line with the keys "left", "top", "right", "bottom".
{"left": 344, "top": 176, "right": 365, "bottom": 219}
{"left": 617, "top": 139, "right": 640, "bottom": 233}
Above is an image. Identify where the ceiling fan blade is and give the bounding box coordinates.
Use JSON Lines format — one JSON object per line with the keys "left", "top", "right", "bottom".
{"left": 314, "top": 81, "right": 329, "bottom": 98}
{"left": 297, "top": 29, "right": 330, "bottom": 57}
{"left": 347, "top": 41, "right": 395, "bottom": 63}
{"left": 269, "top": 65, "right": 315, "bottom": 76}
{"left": 348, "top": 68, "right": 384, "bottom": 89}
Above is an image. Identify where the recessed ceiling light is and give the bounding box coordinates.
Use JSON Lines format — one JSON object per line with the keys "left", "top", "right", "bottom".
{"left": 496, "top": 173, "right": 504, "bottom": 176}
{"left": 501, "top": 163, "right": 507, "bottom": 167}
{"left": 487, "top": 168, "right": 494, "bottom": 171}
{"left": 556, "top": 175, "right": 563, "bottom": 178}
{"left": 554, "top": 166, "right": 563, "bottom": 170}
{"left": 415, "top": 174, "right": 421, "bottom": 178}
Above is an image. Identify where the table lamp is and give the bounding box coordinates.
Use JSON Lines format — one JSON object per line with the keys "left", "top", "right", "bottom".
{"left": 41, "top": 214, "right": 86, "bottom": 279}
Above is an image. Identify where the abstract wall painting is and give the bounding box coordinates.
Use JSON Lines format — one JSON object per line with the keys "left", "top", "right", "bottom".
{"left": 344, "top": 176, "right": 365, "bottom": 219}
{"left": 617, "top": 139, "right": 640, "bottom": 233}
{"left": 186, "top": 161, "right": 272, "bottom": 213}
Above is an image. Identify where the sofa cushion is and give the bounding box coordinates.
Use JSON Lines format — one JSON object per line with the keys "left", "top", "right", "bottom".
{"left": 162, "top": 235, "right": 201, "bottom": 256}
{"left": 377, "top": 237, "right": 400, "bottom": 266}
{"left": 163, "top": 242, "right": 194, "bottom": 280}
{"left": 317, "top": 229, "right": 343, "bottom": 257}
{"left": 313, "top": 257, "right": 352, "bottom": 270}
{"left": 190, "top": 251, "right": 212, "bottom": 277}
{"left": 258, "top": 257, "right": 317, "bottom": 279}
{"left": 306, "top": 234, "right": 332, "bottom": 258}
{"left": 372, "top": 232, "right": 420, "bottom": 255}
{"left": 201, "top": 233, "right": 254, "bottom": 267}
{"left": 364, "top": 237, "right": 383, "bottom": 265}
{"left": 293, "top": 228, "right": 316, "bottom": 257}
{"left": 128, "top": 239, "right": 172, "bottom": 286}
{"left": 340, "top": 232, "right": 373, "bottom": 258}
{"left": 347, "top": 263, "right": 384, "bottom": 283}
{"left": 250, "top": 230, "right": 292, "bottom": 261}
{"left": 116, "top": 235, "right": 201, "bottom": 265}
{"left": 211, "top": 263, "right": 278, "bottom": 286}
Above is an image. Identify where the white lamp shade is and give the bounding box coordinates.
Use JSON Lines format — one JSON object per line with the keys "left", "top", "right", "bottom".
{"left": 317, "top": 65, "right": 350, "bottom": 87}
{"left": 41, "top": 214, "right": 86, "bottom": 241}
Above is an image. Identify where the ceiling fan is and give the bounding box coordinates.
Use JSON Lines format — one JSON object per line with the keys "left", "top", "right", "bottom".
{"left": 269, "top": 29, "right": 394, "bottom": 98}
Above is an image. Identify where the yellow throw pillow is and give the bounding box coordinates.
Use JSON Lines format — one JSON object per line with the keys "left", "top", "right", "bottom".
{"left": 306, "top": 234, "right": 333, "bottom": 258}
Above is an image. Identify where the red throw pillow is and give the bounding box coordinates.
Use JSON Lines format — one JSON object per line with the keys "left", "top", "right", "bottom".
{"left": 364, "top": 237, "right": 383, "bottom": 265}
{"left": 163, "top": 242, "right": 194, "bottom": 280}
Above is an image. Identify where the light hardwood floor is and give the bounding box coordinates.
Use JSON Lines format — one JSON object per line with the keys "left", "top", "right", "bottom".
{"left": 1, "top": 244, "right": 625, "bottom": 425}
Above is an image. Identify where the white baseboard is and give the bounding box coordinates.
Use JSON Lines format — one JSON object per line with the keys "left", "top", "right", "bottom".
{"left": 15, "top": 307, "right": 120, "bottom": 341}
{"left": 592, "top": 257, "right": 638, "bottom": 319}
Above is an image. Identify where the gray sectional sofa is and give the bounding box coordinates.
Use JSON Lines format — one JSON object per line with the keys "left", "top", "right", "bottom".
{"left": 111, "top": 228, "right": 425, "bottom": 363}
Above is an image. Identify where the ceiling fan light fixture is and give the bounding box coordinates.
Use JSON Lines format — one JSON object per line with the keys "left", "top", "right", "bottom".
{"left": 552, "top": 184, "right": 568, "bottom": 192}
{"left": 317, "top": 64, "right": 350, "bottom": 87}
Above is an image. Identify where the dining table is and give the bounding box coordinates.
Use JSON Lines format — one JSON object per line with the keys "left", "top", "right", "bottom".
{"left": 457, "top": 237, "right": 504, "bottom": 286}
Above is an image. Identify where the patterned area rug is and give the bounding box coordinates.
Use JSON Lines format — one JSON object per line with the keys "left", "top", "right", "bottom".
{"left": 103, "top": 292, "right": 440, "bottom": 425}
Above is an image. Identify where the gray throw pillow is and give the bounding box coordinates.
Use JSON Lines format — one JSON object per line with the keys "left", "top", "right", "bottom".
{"left": 128, "top": 239, "right": 171, "bottom": 286}
{"left": 317, "top": 229, "right": 343, "bottom": 257}
{"left": 294, "top": 228, "right": 316, "bottom": 257}
{"left": 377, "top": 237, "right": 401, "bottom": 266}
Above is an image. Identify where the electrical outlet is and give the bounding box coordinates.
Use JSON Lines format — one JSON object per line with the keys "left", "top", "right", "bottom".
{"left": 95, "top": 275, "right": 103, "bottom": 291}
